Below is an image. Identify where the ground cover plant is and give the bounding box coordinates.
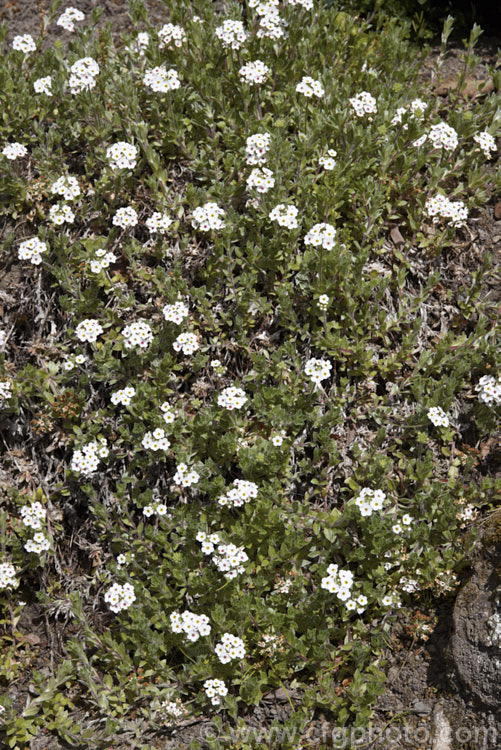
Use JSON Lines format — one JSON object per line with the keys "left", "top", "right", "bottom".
{"left": 0, "top": 0, "right": 500, "bottom": 747}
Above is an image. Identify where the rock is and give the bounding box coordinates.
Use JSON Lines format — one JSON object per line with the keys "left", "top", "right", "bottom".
{"left": 432, "top": 705, "right": 452, "bottom": 750}
{"left": 494, "top": 201, "right": 501, "bottom": 220}
{"left": 448, "top": 510, "right": 501, "bottom": 708}
{"left": 434, "top": 75, "right": 495, "bottom": 98}
{"left": 411, "top": 700, "right": 432, "bottom": 715}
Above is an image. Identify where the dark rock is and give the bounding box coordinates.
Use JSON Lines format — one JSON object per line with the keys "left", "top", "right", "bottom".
{"left": 448, "top": 510, "right": 501, "bottom": 708}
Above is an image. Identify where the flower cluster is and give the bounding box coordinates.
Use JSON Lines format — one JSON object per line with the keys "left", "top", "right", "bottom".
{"left": 143, "top": 66, "right": 181, "bottom": 93}
{"left": 287, "top": 0, "right": 314, "bottom": 7}
{"left": 106, "top": 142, "right": 138, "bottom": 170}
{"left": 191, "top": 202, "right": 226, "bottom": 232}
{"left": 122, "top": 320, "right": 153, "bottom": 350}
{"left": 0, "top": 562, "right": 18, "bottom": 589}
{"left": 317, "top": 294, "right": 329, "bottom": 310}
{"left": 2, "top": 142, "right": 27, "bottom": 160}
{"left": 391, "top": 98, "right": 427, "bottom": 126}
{"left": 57, "top": 7, "right": 85, "bottom": 32}
{"left": 475, "top": 374, "right": 501, "bottom": 406}
{"left": 473, "top": 131, "right": 497, "bottom": 158}
{"left": 428, "top": 121, "right": 458, "bottom": 151}
{"left": 142, "top": 501, "right": 168, "bottom": 517}
{"left": 296, "top": 76, "right": 324, "bottom": 98}
{"left": 254, "top": 1, "right": 287, "bottom": 40}
{"left": 111, "top": 386, "right": 135, "bottom": 406}
{"left": 427, "top": 406, "right": 450, "bottom": 427}
{"left": 213, "top": 543, "right": 249, "bottom": 579}
{"left": 304, "top": 222, "right": 337, "bottom": 249}
{"left": 89, "top": 248, "right": 117, "bottom": 273}
{"left": 170, "top": 610, "right": 211, "bottom": 641}
{"left": 353, "top": 487, "right": 387, "bottom": 517}
{"left": 173, "top": 462, "right": 200, "bottom": 487}
{"left": 12, "top": 34, "right": 36, "bottom": 53}
{"left": 391, "top": 514, "right": 413, "bottom": 534}
{"left": 173, "top": 332, "right": 199, "bottom": 355}
{"left": 127, "top": 31, "right": 150, "bottom": 56}
{"left": 319, "top": 149, "right": 337, "bottom": 170}
{"left": 217, "top": 386, "right": 247, "bottom": 410}
{"left": 269, "top": 203, "right": 299, "bottom": 228}
{"left": 204, "top": 679, "right": 228, "bottom": 706}
{"left": 304, "top": 357, "right": 332, "bottom": 385}
{"left": 142, "top": 428, "right": 171, "bottom": 451}
{"left": 158, "top": 23, "right": 187, "bottom": 48}
{"left": 163, "top": 301, "right": 189, "bottom": 323}
{"left": 71, "top": 438, "right": 109, "bottom": 475}
{"left": 20, "top": 502, "right": 46, "bottom": 530}
{"left": 215, "top": 633, "right": 246, "bottom": 663}
{"left": 0, "top": 381, "right": 13, "bottom": 402}
{"left": 425, "top": 193, "right": 468, "bottom": 228}
{"left": 196, "top": 531, "right": 221, "bottom": 554}
{"left": 49, "top": 204, "right": 75, "bottom": 225}
{"left": 112, "top": 205, "right": 138, "bottom": 229}
{"left": 245, "top": 133, "right": 271, "bottom": 165}
{"left": 69, "top": 57, "right": 99, "bottom": 94}
{"left": 146, "top": 212, "right": 172, "bottom": 234}
{"left": 217, "top": 479, "right": 259, "bottom": 508}
{"left": 51, "top": 175, "right": 80, "bottom": 200}
{"left": 18, "top": 237, "right": 48, "bottom": 265}
{"left": 349, "top": 91, "right": 377, "bottom": 116}
{"left": 321, "top": 564, "right": 367, "bottom": 613}
{"left": 25, "top": 531, "right": 50, "bottom": 555}
{"left": 75, "top": 319, "right": 103, "bottom": 343}
{"left": 239, "top": 60, "right": 270, "bottom": 85}
{"left": 216, "top": 20, "right": 248, "bottom": 49}
{"left": 104, "top": 582, "right": 136, "bottom": 613}
{"left": 34, "top": 76, "right": 52, "bottom": 96}
{"left": 246, "top": 167, "right": 275, "bottom": 193}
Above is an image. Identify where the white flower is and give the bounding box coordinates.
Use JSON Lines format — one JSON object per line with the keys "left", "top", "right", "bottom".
{"left": 218, "top": 386, "right": 247, "bottom": 410}
{"left": 0, "top": 562, "right": 18, "bottom": 589}
{"left": 142, "top": 429, "right": 170, "bottom": 451}
{"left": 304, "top": 222, "right": 337, "bottom": 250}
{"left": 349, "top": 91, "right": 377, "bottom": 116}
{"left": 12, "top": 34, "right": 36, "bottom": 53}
{"left": 104, "top": 582, "right": 136, "bottom": 613}
{"left": 475, "top": 374, "right": 501, "bottom": 406}
{"left": 2, "top": 142, "right": 27, "bottom": 160}
{"left": 20, "top": 502, "right": 46, "bottom": 530}
{"left": 112, "top": 206, "right": 138, "bottom": 229}
{"left": 204, "top": 678, "right": 227, "bottom": 706}
{"left": 106, "top": 142, "right": 138, "bottom": 170}
{"left": 34, "top": 75, "right": 53, "bottom": 95}
{"left": 75, "top": 319, "right": 103, "bottom": 343}
{"left": 473, "top": 131, "right": 497, "bottom": 158}
{"left": 69, "top": 58, "right": 99, "bottom": 94}
{"left": 353, "top": 487, "right": 387, "bottom": 516}
{"left": 428, "top": 121, "right": 458, "bottom": 151}
{"left": 163, "top": 301, "right": 189, "bottom": 324}
{"left": 143, "top": 66, "right": 181, "bottom": 93}
{"left": 111, "top": 386, "right": 136, "bottom": 406}
{"left": 216, "top": 20, "right": 248, "bottom": 49}
{"left": 57, "top": 7, "right": 85, "bottom": 32}
{"left": 304, "top": 357, "right": 332, "bottom": 386}
{"left": 319, "top": 149, "right": 337, "bottom": 170}
{"left": 191, "top": 202, "right": 226, "bottom": 232}
{"left": 318, "top": 294, "right": 329, "bottom": 309}
{"left": 51, "top": 175, "right": 81, "bottom": 200}
{"left": 269, "top": 204, "right": 299, "bottom": 229}
{"left": 71, "top": 439, "right": 108, "bottom": 475}
{"left": 215, "top": 633, "right": 246, "bottom": 663}
{"left": 246, "top": 133, "right": 271, "bottom": 165}
{"left": 146, "top": 212, "right": 172, "bottom": 234}
{"left": 296, "top": 75, "right": 324, "bottom": 98}
{"left": 172, "top": 332, "right": 199, "bottom": 355}
{"left": 49, "top": 203, "right": 75, "bottom": 225}
{"left": 18, "top": 237, "right": 48, "bottom": 265}
{"left": 170, "top": 610, "right": 211, "bottom": 641}
{"left": 173, "top": 462, "right": 200, "bottom": 487}
{"left": 218, "top": 479, "right": 258, "bottom": 508}
{"left": 246, "top": 167, "right": 275, "bottom": 193}
{"left": 158, "top": 23, "right": 187, "bottom": 48}
{"left": 425, "top": 193, "right": 467, "bottom": 229}
{"left": 239, "top": 60, "right": 270, "bottom": 85}
{"left": 427, "top": 406, "right": 450, "bottom": 427}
